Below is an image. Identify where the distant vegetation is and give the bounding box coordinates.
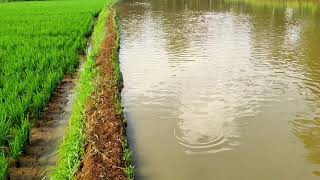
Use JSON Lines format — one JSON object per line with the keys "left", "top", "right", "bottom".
{"left": 225, "top": 0, "right": 320, "bottom": 12}
{"left": 0, "top": 0, "right": 45, "bottom": 2}
{"left": 0, "top": 0, "right": 106, "bottom": 177}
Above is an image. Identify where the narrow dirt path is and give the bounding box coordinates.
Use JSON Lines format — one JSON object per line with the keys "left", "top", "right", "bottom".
{"left": 77, "top": 10, "right": 127, "bottom": 180}
{"left": 9, "top": 76, "right": 77, "bottom": 180}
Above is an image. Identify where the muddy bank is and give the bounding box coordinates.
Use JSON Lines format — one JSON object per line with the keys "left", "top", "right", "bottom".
{"left": 9, "top": 76, "right": 76, "bottom": 179}
{"left": 77, "top": 9, "right": 129, "bottom": 180}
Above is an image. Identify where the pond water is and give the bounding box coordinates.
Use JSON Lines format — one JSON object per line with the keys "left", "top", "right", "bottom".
{"left": 116, "top": 0, "right": 320, "bottom": 179}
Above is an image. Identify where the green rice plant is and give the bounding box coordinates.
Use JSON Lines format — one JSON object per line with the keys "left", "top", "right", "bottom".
{"left": 0, "top": 0, "right": 108, "bottom": 169}
{"left": 9, "top": 118, "right": 31, "bottom": 166}
{"left": 0, "top": 116, "right": 10, "bottom": 146}
{"left": 9, "top": 129, "right": 24, "bottom": 163}
{"left": 0, "top": 152, "right": 8, "bottom": 179}
{"left": 9, "top": 118, "right": 31, "bottom": 161}
{"left": 20, "top": 117, "right": 31, "bottom": 145}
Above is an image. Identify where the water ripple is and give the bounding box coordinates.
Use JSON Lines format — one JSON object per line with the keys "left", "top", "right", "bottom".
{"left": 118, "top": 0, "right": 320, "bottom": 179}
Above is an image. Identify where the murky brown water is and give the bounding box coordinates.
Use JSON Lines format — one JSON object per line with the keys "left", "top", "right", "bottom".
{"left": 116, "top": 0, "right": 320, "bottom": 179}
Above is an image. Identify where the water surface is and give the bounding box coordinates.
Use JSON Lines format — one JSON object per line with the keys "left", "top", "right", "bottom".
{"left": 117, "top": 0, "right": 320, "bottom": 179}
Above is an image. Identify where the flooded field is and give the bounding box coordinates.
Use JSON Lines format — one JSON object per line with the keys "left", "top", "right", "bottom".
{"left": 116, "top": 0, "right": 320, "bottom": 179}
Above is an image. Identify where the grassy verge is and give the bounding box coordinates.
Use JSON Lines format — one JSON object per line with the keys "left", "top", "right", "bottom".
{"left": 51, "top": 2, "right": 114, "bottom": 179}
{"left": 0, "top": 0, "right": 107, "bottom": 178}
{"left": 53, "top": 5, "right": 135, "bottom": 179}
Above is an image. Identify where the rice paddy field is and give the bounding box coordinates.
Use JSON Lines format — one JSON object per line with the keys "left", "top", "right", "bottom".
{"left": 4, "top": 0, "right": 320, "bottom": 179}
{"left": 0, "top": 0, "right": 108, "bottom": 177}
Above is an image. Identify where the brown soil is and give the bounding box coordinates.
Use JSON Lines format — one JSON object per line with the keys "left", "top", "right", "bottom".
{"left": 9, "top": 76, "right": 77, "bottom": 180}
{"left": 77, "top": 9, "right": 127, "bottom": 180}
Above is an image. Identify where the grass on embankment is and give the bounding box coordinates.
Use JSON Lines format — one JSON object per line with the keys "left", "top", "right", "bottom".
{"left": 52, "top": 3, "right": 135, "bottom": 179}
{"left": 51, "top": 2, "right": 114, "bottom": 179}
{"left": 0, "top": 0, "right": 107, "bottom": 178}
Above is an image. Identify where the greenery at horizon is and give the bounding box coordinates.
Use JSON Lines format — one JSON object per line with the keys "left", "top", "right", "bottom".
{"left": 223, "top": 0, "right": 320, "bottom": 13}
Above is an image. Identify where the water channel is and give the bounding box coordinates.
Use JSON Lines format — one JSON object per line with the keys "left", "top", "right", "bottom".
{"left": 116, "top": 1, "right": 320, "bottom": 179}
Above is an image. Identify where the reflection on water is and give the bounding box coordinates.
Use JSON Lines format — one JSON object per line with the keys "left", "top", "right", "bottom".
{"left": 117, "top": 0, "right": 320, "bottom": 179}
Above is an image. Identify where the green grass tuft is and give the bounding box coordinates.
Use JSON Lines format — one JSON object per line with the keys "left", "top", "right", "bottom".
{"left": 0, "top": 152, "right": 8, "bottom": 179}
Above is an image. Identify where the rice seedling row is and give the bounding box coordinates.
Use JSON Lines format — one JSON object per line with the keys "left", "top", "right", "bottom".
{"left": 0, "top": 0, "right": 107, "bottom": 177}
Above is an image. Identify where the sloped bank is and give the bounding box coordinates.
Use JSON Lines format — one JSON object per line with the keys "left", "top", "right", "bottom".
{"left": 52, "top": 4, "right": 134, "bottom": 180}
{"left": 77, "top": 8, "right": 134, "bottom": 180}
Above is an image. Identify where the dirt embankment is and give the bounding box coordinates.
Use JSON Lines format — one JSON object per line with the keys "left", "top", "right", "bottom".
{"left": 9, "top": 76, "right": 76, "bottom": 179}
{"left": 77, "top": 9, "right": 127, "bottom": 180}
